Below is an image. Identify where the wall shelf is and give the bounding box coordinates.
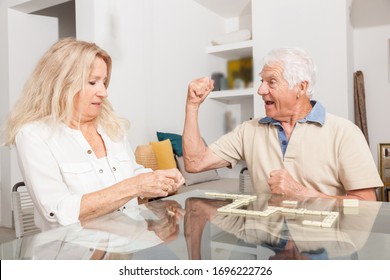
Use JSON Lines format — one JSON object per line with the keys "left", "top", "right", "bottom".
{"left": 196, "top": 0, "right": 255, "bottom": 175}
{"left": 206, "top": 40, "right": 253, "bottom": 59}
{"left": 209, "top": 88, "right": 254, "bottom": 103}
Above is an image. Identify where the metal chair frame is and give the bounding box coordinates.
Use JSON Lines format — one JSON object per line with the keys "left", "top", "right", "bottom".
{"left": 11, "top": 182, "right": 40, "bottom": 238}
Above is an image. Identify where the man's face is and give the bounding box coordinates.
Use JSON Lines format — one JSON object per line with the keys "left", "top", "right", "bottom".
{"left": 257, "top": 63, "right": 300, "bottom": 121}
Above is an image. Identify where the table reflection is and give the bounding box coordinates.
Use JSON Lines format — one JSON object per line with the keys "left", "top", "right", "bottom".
{"left": 184, "top": 194, "right": 380, "bottom": 260}
{"left": 0, "top": 190, "right": 385, "bottom": 260}
{"left": 5, "top": 199, "right": 184, "bottom": 259}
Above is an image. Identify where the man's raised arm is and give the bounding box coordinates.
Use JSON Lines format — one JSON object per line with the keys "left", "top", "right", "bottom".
{"left": 182, "top": 77, "right": 229, "bottom": 172}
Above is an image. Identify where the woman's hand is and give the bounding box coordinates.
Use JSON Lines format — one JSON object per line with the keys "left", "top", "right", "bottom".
{"left": 131, "top": 168, "right": 185, "bottom": 198}
{"left": 145, "top": 199, "right": 185, "bottom": 242}
{"left": 146, "top": 214, "right": 180, "bottom": 242}
{"left": 146, "top": 199, "right": 185, "bottom": 220}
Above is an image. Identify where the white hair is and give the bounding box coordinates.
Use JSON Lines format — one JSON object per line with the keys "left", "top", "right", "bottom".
{"left": 2, "top": 37, "right": 129, "bottom": 146}
{"left": 263, "top": 47, "right": 317, "bottom": 97}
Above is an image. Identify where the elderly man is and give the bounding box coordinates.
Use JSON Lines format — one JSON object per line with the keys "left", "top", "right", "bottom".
{"left": 183, "top": 47, "right": 383, "bottom": 200}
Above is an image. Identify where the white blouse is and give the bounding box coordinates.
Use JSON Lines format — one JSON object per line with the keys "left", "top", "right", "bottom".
{"left": 15, "top": 121, "right": 152, "bottom": 231}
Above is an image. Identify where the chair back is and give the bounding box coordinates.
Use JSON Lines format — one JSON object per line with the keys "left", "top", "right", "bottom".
{"left": 239, "top": 167, "right": 253, "bottom": 193}
{"left": 12, "top": 182, "right": 40, "bottom": 238}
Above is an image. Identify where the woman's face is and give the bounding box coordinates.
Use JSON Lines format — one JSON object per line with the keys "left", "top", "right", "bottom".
{"left": 73, "top": 57, "right": 108, "bottom": 123}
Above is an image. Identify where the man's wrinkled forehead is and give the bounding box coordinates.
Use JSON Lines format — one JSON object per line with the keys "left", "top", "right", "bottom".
{"left": 260, "top": 62, "right": 284, "bottom": 79}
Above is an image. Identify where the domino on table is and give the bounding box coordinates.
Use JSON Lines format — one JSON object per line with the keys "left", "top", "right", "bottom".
{"left": 282, "top": 200, "right": 298, "bottom": 206}
{"left": 343, "top": 199, "right": 359, "bottom": 207}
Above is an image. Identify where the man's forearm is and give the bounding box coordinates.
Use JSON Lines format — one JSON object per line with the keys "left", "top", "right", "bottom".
{"left": 182, "top": 105, "right": 207, "bottom": 172}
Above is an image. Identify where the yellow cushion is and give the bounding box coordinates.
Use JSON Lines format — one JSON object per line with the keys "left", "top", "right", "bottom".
{"left": 150, "top": 139, "right": 177, "bottom": 170}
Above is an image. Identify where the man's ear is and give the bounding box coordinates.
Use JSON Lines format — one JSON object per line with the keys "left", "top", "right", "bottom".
{"left": 299, "top": 81, "right": 309, "bottom": 92}
{"left": 296, "top": 81, "right": 308, "bottom": 99}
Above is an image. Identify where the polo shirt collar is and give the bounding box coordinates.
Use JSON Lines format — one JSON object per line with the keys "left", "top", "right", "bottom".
{"left": 259, "top": 100, "right": 326, "bottom": 126}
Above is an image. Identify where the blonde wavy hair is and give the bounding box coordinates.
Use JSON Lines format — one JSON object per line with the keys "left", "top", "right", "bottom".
{"left": 3, "top": 37, "right": 129, "bottom": 146}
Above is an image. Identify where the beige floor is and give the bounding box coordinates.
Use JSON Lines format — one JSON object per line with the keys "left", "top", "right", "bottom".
{"left": 0, "top": 227, "right": 16, "bottom": 244}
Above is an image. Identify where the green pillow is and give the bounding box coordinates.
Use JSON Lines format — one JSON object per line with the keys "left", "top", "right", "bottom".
{"left": 156, "top": 132, "right": 183, "bottom": 156}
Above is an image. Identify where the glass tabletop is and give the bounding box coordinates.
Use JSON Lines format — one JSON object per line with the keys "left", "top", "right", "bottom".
{"left": 1, "top": 189, "right": 390, "bottom": 260}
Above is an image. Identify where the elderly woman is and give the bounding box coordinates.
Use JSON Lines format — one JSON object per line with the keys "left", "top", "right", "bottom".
{"left": 3, "top": 38, "right": 184, "bottom": 231}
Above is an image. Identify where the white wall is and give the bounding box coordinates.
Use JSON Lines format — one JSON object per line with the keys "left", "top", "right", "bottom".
{"left": 353, "top": 24, "right": 390, "bottom": 164}
{"left": 83, "top": 0, "right": 151, "bottom": 148}
{"left": 0, "top": 0, "right": 64, "bottom": 227}
{"left": 252, "top": 0, "right": 353, "bottom": 120}
{"left": 0, "top": 0, "right": 11, "bottom": 229}
{"left": 32, "top": 1, "right": 75, "bottom": 38}
{"left": 351, "top": 0, "right": 390, "bottom": 166}
{"left": 80, "top": 0, "right": 228, "bottom": 149}
{"left": 146, "top": 0, "right": 228, "bottom": 145}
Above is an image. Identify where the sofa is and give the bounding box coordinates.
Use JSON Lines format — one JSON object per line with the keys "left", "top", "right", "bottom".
{"left": 134, "top": 131, "right": 241, "bottom": 196}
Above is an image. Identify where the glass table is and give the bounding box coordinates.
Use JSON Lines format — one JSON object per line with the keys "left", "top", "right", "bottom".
{"left": 1, "top": 189, "right": 390, "bottom": 260}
